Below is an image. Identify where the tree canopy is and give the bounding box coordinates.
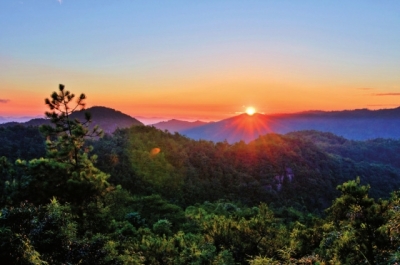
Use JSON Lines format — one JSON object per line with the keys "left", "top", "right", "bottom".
{"left": 1, "top": 85, "right": 400, "bottom": 264}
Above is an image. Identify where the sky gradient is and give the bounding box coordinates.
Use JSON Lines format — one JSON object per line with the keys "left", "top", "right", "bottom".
{"left": 1, "top": 1, "right": 400, "bottom": 122}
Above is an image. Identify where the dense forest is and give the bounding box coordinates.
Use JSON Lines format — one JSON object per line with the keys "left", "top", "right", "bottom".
{"left": 2, "top": 86, "right": 400, "bottom": 264}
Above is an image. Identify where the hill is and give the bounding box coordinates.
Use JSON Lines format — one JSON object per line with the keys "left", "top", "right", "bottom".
{"left": 91, "top": 126, "right": 400, "bottom": 209}
{"left": 69, "top": 106, "right": 143, "bottom": 133}
{"left": 3, "top": 122, "right": 400, "bottom": 264}
{"left": 0, "top": 106, "right": 143, "bottom": 134}
{"left": 151, "top": 119, "right": 207, "bottom": 132}
{"left": 181, "top": 113, "right": 273, "bottom": 143}
{"left": 2, "top": 122, "right": 400, "bottom": 210}
{"left": 182, "top": 107, "right": 400, "bottom": 143}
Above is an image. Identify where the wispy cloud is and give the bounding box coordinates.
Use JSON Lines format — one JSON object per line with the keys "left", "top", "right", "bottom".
{"left": 57, "top": 0, "right": 62, "bottom": 4}
{"left": 368, "top": 104, "right": 400, "bottom": 107}
{"left": 357, "top": 87, "right": 373, "bottom": 90}
{"left": 0, "top": 99, "right": 10, "bottom": 103}
{"left": 374, "top": 93, "right": 400, "bottom": 96}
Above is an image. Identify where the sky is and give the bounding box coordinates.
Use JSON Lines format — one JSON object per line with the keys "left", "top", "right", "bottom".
{"left": 1, "top": 1, "right": 400, "bottom": 123}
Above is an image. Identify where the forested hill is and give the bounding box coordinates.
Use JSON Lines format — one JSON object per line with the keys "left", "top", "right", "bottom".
{"left": 182, "top": 107, "right": 400, "bottom": 142}
{"left": 0, "top": 106, "right": 143, "bottom": 134}
{"left": 288, "top": 130, "right": 400, "bottom": 169}
{"left": 69, "top": 106, "right": 143, "bottom": 133}
{"left": 2, "top": 124, "right": 400, "bottom": 209}
{"left": 92, "top": 126, "right": 400, "bottom": 206}
{"left": 3, "top": 122, "right": 400, "bottom": 263}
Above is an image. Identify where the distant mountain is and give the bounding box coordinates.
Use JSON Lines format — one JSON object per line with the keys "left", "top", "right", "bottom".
{"left": 181, "top": 113, "right": 274, "bottom": 143}
{"left": 135, "top": 116, "right": 167, "bottom": 125}
{"left": 0, "top": 115, "right": 43, "bottom": 124}
{"left": 24, "top": 118, "right": 51, "bottom": 127}
{"left": 69, "top": 106, "right": 143, "bottom": 134}
{"left": 0, "top": 121, "right": 20, "bottom": 127}
{"left": 182, "top": 107, "right": 400, "bottom": 143}
{"left": 0, "top": 106, "right": 143, "bottom": 133}
{"left": 151, "top": 119, "right": 208, "bottom": 133}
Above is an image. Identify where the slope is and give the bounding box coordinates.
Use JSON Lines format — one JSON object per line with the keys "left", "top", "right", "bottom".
{"left": 182, "top": 107, "right": 400, "bottom": 143}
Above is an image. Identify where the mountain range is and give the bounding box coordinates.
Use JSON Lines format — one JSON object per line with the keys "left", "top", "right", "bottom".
{"left": 0, "top": 106, "right": 143, "bottom": 134}
{"left": 151, "top": 119, "right": 208, "bottom": 132}
{"left": 2, "top": 106, "right": 400, "bottom": 142}
{"left": 181, "top": 108, "right": 400, "bottom": 142}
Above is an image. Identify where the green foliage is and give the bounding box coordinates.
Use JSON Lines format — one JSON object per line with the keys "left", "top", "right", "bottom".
{"left": 185, "top": 201, "right": 289, "bottom": 264}
{"left": 0, "top": 156, "right": 17, "bottom": 204}
{"left": 289, "top": 130, "right": 400, "bottom": 198}
{"left": 152, "top": 219, "right": 172, "bottom": 236}
{"left": 129, "top": 194, "right": 186, "bottom": 232}
{"left": 212, "top": 250, "right": 235, "bottom": 265}
{"left": 248, "top": 256, "right": 280, "bottom": 265}
{"left": 40, "top": 84, "right": 103, "bottom": 167}
{"left": 5, "top": 87, "right": 400, "bottom": 263}
{"left": 93, "top": 127, "right": 353, "bottom": 210}
{"left": 7, "top": 85, "right": 110, "bottom": 205}
{"left": 0, "top": 202, "right": 47, "bottom": 264}
{"left": 321, "top": 178, "right": 390, "bottom": 264}
{"left": 0, "top": 125, "right": 46, "bottom": 162}
{"left": 8, "top": 158, "right": 107, "bottom": 206}
{"left": 0, "top": 199, "right": 121, "bottom": 264}
{"left": 0, "top": 200, "right": 75, "bottom": 264}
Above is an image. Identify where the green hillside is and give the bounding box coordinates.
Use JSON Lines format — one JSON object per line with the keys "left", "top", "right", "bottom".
{"left": 2, "top": 86, "right": 400, "bottom": 264}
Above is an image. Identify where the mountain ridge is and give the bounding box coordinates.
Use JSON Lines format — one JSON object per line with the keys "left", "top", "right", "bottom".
{"left": 0, "top": 106, "right": 143, "bottom": 134}
{"left": 151, "top": 119, "right": 208, "bottom": 132}
{"left": 2, "top": 106, "right": 400, "bottom": 141}
{"left": 181, "top": 107, "right": 400, "bottom": 143}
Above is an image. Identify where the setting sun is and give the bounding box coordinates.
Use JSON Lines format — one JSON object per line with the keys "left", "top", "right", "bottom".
{"left": 246, "top": 107, "right": 256, "bottom": 116}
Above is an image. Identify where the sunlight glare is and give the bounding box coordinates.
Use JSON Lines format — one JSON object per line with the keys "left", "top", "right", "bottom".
{"left": 246, "top": 107, "right": 256, "bottom": 116}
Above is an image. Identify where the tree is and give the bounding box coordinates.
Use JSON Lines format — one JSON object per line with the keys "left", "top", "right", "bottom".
{"left": 321, "top": 177, "right": 390, "bottom": 264}
{"left": 13, "top": 84, "right": 110, "bottom": 205}
{"left": 378, "top": 191, "right": 400, "bottom": 263}
{"left": 40, "top": 84, "right": 103, "bottom": 168}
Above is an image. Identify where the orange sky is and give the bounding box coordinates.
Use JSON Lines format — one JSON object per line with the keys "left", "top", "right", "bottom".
{"left": 2, "top": 54, "right": 399, "bottom": 122}
{"left": 1, "top": 2, "right": 400, "bottom": 123}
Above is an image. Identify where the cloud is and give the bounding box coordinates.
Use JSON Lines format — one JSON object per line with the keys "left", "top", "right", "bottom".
{"left": 368, "top": 104, "right": 400, "bottom": 107}
{"left": 374, "top": 93, "right": 400, "bottom": 96}
{"left": 57, "top": 0, "right": 62, "bottom": 4}
{"left": 357, "top": 87, "right": 374, "bottom": 90}
{"left": 0, "top": 99, "right": 10, "bottom": 103}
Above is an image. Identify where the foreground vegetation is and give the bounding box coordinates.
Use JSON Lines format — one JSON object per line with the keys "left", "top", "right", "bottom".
{"left": 1, "top": 85, "right": 400, "bottom": 264}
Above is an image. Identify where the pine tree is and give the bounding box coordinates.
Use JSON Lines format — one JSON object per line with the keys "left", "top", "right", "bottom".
{"left": 40, "top": 84, "right": 103, "bottom": 168}
{"left": 321, "top": 177, "right": 390, "bottom": 264}
{"left": 15, "top": 84, "right": 110, "bottom": 205}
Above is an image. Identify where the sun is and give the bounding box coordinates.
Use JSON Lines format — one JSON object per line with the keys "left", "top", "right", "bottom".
{"left": 245, "top": 107, "right": 256, "bottom": 116}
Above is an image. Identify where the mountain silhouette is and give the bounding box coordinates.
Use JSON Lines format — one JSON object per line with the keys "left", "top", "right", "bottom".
{"left": 69, "top": 106, "right": 143, "bottom": 133}
{"left": 181, "top": 113, "right": 278, "bottom": 143}
{"left": 0, "top": 106, "right": 143, "bottom": 134}
{"left": 151, "top": 119, "right": 208, "bottom": 133}
{"left": 3, "top": 106, "right": 400, "bottom": 141}
{"left": 182, "top": 107, "right": 400, "bottom": 143}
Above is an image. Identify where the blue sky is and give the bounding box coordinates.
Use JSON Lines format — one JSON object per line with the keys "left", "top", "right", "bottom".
{"left": 1, "top": 1, "right": 400, "bottom": 121}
